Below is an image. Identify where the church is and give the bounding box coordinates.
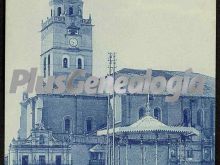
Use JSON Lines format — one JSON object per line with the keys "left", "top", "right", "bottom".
{"left": 7, "top": 0, "right": 215, "bottom": 165}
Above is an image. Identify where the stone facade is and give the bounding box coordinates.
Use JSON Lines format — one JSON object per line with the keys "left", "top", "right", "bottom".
{"left": 9, "top": 123, "right": 72, "bottom": 165}
{"left": 40, "top": 0, "right": 93, "bottom": 77}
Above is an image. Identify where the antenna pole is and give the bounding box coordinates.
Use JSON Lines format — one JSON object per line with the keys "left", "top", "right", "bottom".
{"left": 106, "top": 53, "right": 112, "bottom": 165}
{"left": 112, "top": 53, "right": 116, "bottom": 165}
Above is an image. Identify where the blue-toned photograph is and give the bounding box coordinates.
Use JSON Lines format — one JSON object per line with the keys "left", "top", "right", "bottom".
{"left": 5, "top": 0, "right": 215, "bottom": 165}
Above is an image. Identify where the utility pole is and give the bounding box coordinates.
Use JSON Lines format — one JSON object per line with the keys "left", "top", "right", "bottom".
{"left": 106, "top": 52, "right": 117, "bottom": 165}
{"left": 112, "top": 53, "right": 116, "bottom": 165}
{"left": 106, "top": 53, "right": 112, "bottom": 165}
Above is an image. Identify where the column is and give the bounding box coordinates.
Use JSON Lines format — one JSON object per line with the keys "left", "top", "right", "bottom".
{"left": 140, "top": 135, "right": 144, "bottom": 165}
{"left": 117, "top": 140, "right": 121, "bottom": 165}
{"left": 123, "top": 136, "right": 129, "bottom": 165}
{"left": 183, "top": 136, "right": 186, "bottom": 165}
{"left": 177, "top": 138, "right": 181, "bottom": 165}
{"left": 35, "top": 97, "right": 43, "bottom": 125}
{"left": 167, "top": 136, "right": 170, "bottom": 165}
{"left": 155, "top": 133, "right": 158, "bottom": 165}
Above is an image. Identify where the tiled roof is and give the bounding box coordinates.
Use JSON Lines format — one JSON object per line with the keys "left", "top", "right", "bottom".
{"left": 97, "top": 115, "right": 199, "bottom": 136}
{"left": 115, "top": 68, "right": 215, "bottom": 97}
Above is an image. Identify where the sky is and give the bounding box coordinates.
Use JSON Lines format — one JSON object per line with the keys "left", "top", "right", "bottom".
{"left": 5, "top": 0, "right": 216, "bottom": 153}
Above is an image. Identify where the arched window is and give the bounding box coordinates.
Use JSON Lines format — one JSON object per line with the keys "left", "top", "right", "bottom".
{"left": 64, "top": 119, "right": 71, "bottom": 132}
{"left": 57, "top": 7, "right": 61, "bottom": 16}
{"left": 76, "top": 56, "right": 84, "bottom": 69}
{"left": 78, "top": 58, "right": 82, "bottom": 69}
{"left": 86, "top": 118, "right": 92, "bottom": 132}
{"left": 69, "top": 7, "right": 73, "bottom": 15}
{"left": 48, "top": 55, "right": 50, "bottom": 76}
{"left": 39, "top": 135, "right": 44, "bottom": 145}
{"left": 197, "top": 110, "right": 203, "bottom": 126}
{"left": 154, "top": 107, "right": 161, "bottom": 121}
{"left": 43, "top": 57, "right": 46, "bottom": 77}
{"left": 51, "top": 9, "right": 53, "bottom": 17}
{"left": 183, "top": 109, "right": 190, "bottom": 127}
{"left": 63, "top": 58, "right": 68, "bottom": 68}
{"left": 139, "top": 108, "right": 145, "bottom": 119}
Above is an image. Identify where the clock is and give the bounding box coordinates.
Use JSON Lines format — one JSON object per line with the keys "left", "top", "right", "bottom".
{"left": 69, "top": 38, "right": 78, "bottom": 47}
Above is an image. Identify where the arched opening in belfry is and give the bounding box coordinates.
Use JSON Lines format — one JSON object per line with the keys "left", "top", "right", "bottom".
{"left": 63, "top": 58, "right": 68, "bottom": 68}
{"left": 77, "top": 58, "right": 82, "bottom": 69}
{"left": 57, "top": 7, "right": 61, "bottom": 16}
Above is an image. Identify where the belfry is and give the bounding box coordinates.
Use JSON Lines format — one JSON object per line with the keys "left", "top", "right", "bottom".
{"left": 41, "top": 0, "right": 93, "bottom": 77}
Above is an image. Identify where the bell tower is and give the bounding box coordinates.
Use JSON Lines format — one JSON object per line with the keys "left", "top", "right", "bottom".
{"left": 41, "top": 0, "right": 93, "bottom": 77}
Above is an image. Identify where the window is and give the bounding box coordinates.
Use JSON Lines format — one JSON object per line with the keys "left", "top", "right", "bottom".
{"left": 69, "top": 7, "right": 73, "bottom": 15}
{"left": 203, "top": 148, "right": 211, "bottom": 161}
{"left": 48, "top": 55, "right": 50, "bottom": 76}
{"left": 62, "top": 55, "right": 70, "bottom": 68}
{"left": 22, "top": 156, "right": 28, "bottom": 165}
{"left": 56, "top": 155, "right": 62, "bottom": 165}
{"left": 154, "top": 107, "right": 161, "bottom": 121}
{"left": 39, "top": 155, "right": 46, "bottom": 165}
{"left": 57, "top": 7, "right": 61, "bottom": 16}
{"left": 63, "top": 58, "right": 68, "bottom": 68}
{"left": 139, "top": 108, "right": 145, "bottom": 119}
{"left": 91, "top": 153, "right": 99, "bottom": 160}
{"left": 186, "top": 149, "right": 193, "bottom": 159}
{"left": 39, "top": 135, "right": 44, "bottom": 145}
{"left": 76, "top": 56, "right": 84, "bottom": 69}
{"left": 43, "top": 57, "right": 46, "bottom": 77}
{"left": 78, "top": 58, "right": 82, "bottom": 69}
{"left": 64, "top": 118, "right": 71, "bottom": 132}
{"left": 51, "top": 9, "right": 53, "bottom": 17}
{"left": 197, "top": 110, "right": 203, "bottom": 126}
{"left": 86, "top": 118, "right": 92, "bottom": 132}
{"left": 183, "top": 109, "right": 190, "bottom": 127}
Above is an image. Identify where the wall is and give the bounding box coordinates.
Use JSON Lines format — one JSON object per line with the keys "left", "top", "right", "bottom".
{"left": 41, "top": 94, "right": 108, "bottom": 135}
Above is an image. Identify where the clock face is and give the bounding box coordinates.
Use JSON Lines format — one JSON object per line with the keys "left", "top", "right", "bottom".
{"left": 69, "top": 38, "right": 78, "bottom": 47}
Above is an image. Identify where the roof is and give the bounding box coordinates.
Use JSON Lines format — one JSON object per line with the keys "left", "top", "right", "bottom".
{"left": 97, "top": 115, "right": 199, "bottom": 136}
{"left": 115, "top": 68, "right": 215, "bottom": 97}
{"left": 89, "top": 144, "right": 106, "bottom": 153}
